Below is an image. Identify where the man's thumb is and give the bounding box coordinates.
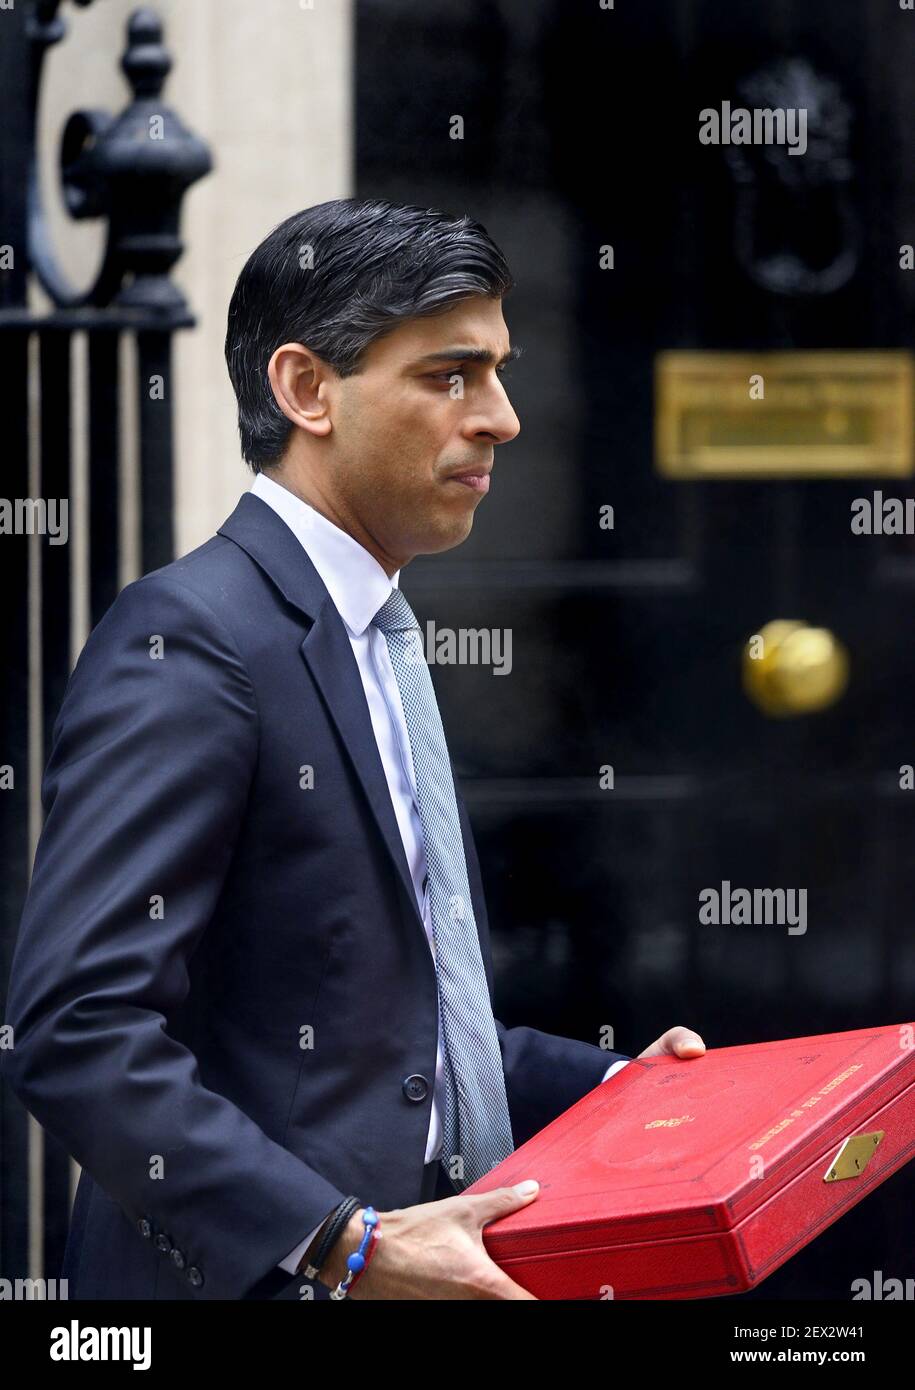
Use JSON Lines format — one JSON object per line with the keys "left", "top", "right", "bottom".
{"left": 472, "top": 1178, "right": 541, "bottom": 1222}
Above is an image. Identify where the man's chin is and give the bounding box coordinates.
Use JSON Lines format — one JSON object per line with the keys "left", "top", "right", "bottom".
{"left": 414, "top": 512, "right": 476, "bottom": 557}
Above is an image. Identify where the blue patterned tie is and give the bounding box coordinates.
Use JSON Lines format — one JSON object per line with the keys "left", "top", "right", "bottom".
{"left": 372, "top": 587, "right": 515, "bottom": 1191}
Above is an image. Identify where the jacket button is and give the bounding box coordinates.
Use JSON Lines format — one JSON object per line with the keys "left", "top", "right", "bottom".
{"left": 402, "top": 1074, "right": 429, "bottom": 1102}
{"left": 186, "top": 1266, "right": 204, "bottom": 1288}
{"left": 137, "top": 1219, "right": 152, "bottom": 1240}
{"left": 155, "top": 1232, "right": 172, "bottom": 1254}
{"left": 170, "top": 1247, "right": 186, "bottom": 1270}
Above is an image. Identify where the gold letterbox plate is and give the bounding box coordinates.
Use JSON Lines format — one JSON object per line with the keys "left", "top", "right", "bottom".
{"left": 823, "top": 1130, "right": 885, "bottom": 1182}
{"left": 655, "top": 351, "right": 915, "bottom": 478}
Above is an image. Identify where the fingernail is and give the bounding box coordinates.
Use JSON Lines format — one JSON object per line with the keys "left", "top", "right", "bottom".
{"left": 515, "top": 1179, "right": 539, "bottom": 1196}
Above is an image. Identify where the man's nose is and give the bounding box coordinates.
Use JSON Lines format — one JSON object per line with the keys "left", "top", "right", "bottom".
{"left": 494, "top": 400, "right": 521, "bottom": 444}
{"left": 470, "top": 395, "right": 521, "bottom": 446}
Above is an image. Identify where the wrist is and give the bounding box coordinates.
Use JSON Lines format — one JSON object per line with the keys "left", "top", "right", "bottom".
{"left": 317, "top": 1207, "right": 367, "bottom": 1290}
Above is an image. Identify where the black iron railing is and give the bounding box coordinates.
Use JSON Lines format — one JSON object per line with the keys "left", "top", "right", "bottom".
{"left": 0, "top": 0, "right": 211, "bottom": 1285}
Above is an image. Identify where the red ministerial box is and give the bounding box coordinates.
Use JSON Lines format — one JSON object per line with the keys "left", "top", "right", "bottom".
{"left": 464, "top": 1023, "right": 915, "bottom": 1299}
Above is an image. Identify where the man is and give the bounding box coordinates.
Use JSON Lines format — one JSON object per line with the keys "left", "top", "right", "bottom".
{"left": 2, "top": 198, "right": 706, "bottom": 1301}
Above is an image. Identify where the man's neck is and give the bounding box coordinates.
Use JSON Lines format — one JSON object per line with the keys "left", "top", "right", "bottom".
{"left": 260, "top": 465, "right": 404, "bottom": 579}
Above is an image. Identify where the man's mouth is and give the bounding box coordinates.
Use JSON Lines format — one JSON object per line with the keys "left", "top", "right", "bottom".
{"left": 444, "top": 466, "right": 492, "bottom": 494}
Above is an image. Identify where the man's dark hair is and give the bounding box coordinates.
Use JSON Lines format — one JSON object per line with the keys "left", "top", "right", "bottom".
{"left": 224, "top": 197, "right": 514, "bottom": 471}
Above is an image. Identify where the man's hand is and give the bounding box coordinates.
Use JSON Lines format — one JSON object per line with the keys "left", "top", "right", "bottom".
{"left": 313, "top": 1028, "right": 706, "bottom": 1297}
{"left": 317, "top": 1183, "right": 542, "bottom": 1299}
{"left": 636, "top": 1025, "right": 706, "bottom": 1059}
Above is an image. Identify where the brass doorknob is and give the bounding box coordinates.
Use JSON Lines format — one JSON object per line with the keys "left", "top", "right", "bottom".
{"left": 742, "top": 620, "right": 849, "bottom": 717}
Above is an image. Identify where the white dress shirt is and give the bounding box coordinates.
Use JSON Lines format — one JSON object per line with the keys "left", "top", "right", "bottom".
{"left": 246, "top": 472, "right": 628, "bottom": 1277}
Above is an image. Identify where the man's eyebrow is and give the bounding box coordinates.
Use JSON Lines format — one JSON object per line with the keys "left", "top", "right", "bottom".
{"left": 410, "top": 344, "right": 523, "bottom": 368}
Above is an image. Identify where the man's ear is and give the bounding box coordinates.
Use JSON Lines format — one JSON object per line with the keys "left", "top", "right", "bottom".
{"left": 267, "top": 342, "right": 332, "bottom": 438}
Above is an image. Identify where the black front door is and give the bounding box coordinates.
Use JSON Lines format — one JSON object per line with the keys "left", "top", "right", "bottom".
{"left": 356, "top": 0, "right": 915, "bottom": 1299}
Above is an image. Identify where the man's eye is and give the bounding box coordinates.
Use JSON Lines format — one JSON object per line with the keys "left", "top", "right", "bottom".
{"left": 427, "top": 366, "right": 512, "bottom": 382}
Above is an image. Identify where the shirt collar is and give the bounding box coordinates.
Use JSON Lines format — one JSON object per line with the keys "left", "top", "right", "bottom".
{"left": 249, "top": 471, "right": 399, "bottom": 637}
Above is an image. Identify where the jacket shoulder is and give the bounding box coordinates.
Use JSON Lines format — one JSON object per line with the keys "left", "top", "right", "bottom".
{"left": 136, "top": 533, "right": 253, "bottom": 612}
{"left": 98, "top": 532, "right": 271, "bottom": 651}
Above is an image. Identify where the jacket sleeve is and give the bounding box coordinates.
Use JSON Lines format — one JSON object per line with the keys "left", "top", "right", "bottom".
{"left": 0, "top": 573, "right": 347, "bottom": 1299}
{"left": 494, "top": 1018, "right": 631, "bottom": 1147}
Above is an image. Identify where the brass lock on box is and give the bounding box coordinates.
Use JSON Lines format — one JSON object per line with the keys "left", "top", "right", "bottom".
{"left": 823, "top": 1131, "right": 885, "bottom": 1182}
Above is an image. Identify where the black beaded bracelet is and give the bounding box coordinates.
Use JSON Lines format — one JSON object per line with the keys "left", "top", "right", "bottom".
{"left": 300, "top": 1196, "right": 363, "bottom": 1280}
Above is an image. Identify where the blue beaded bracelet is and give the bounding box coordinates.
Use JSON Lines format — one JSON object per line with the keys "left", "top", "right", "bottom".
{"left": 329, "top": 1206, "right": 379, "bottom": 1300}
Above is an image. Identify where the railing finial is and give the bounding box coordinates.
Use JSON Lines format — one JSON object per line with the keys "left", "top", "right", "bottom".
{"left": 122, "top": 7, "right": 171, "bottom": 102}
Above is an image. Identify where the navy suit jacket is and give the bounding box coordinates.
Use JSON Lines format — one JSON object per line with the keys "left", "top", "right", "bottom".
{"left": 1, "top": 490, "right": 628, "bottom": 1300}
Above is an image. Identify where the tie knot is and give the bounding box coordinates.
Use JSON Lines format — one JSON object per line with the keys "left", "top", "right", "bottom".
{"left": 372, "top": 586, "right": 420, "bottom": 635}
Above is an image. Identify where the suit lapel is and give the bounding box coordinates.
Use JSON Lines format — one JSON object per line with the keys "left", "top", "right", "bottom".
{"left": 299, "top": 605, "right": 425, "bottom": 929}
{"left": 218, "top": 492, "right": 424, "bottom": 934}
